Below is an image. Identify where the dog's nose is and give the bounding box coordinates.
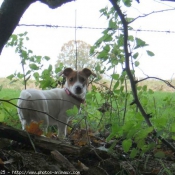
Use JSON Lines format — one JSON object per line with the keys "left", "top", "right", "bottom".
{"left": 76, "top": 86, "right": 82, "bottom": 94}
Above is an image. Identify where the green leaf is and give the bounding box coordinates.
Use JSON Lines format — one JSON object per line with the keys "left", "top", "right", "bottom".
{"left": 66, "top": 105, "right": 79, "bottom": 116}
{"left": 97, "top": 51, "right": 108, "bottom": 60}
{"left": 35, "top": 56, "right": 42, "bottom": 63}
{"left": 134, "top": 61, "right": 139, "bottom": 67}
{"left": 7, "top": 74, "right": 15, "bottom": 80}
{"left": 95, "top": 93, "right": 102, "bottom": 104}
{"left": 135, "top": 127, "right": 153, "bottom": 142}
{"left": 33, "top": 72, "right": 39, "bottom": 81}
{"left": 122, "top": 0, "right": 132, "bottom": 7}
{"left": 17, "top": 73, "right": 24, "bottom": 79}
{"left": 29, "top": 63, "right": 39, "bottom": 70}
{"left": 135, "top": 38, "right": 148, "bottom": 49}
{"left": 130, "top": 148, "right": 138, "bottom": 158}
{"left": 90, "top": 46, "right": 95, "bottom": 55}
{"left": 146, "top": 50, "right": 155, "bottom": 57}
{"left": 109, "top": 19, "right": 117, "bottom": 29}
{"left": 48, "top": 64, "right": 52, "bottom": 72}
{"left": 26, "top": 70, "right": 31, "bottom": 76}
{"left": 43, "top": 56, "right": 50, "bottom": 61}
{"left": 103, "top": 33, "right": 113, "bottom": 42}
{"left": 103, "top": 45, "right": 110, "bottom": 52}
{"left": 113, "top": 81, "right": 119, "bottom": 90}
{"left": 21, "top": 50, "right": 28, "bottom": 59}
{"left": 111, "top": 74, "right": 119, "bottom": 80}
{"left": 154, "top": 151, "right": 165, "bottom": 158}
{"left": 137, "top": 139, "right": 145, "bottom": 149}
{"left": 128, "top": 35, "right": 134, "bottom": 41}
{"left": 142, "top": 85, "right": 147, "bottom": 91}
{"left": 122, "top": 139, "right": 132, "bottom": 153}
{"left": 133, "top": 52, "right": 139, "bottom": 59}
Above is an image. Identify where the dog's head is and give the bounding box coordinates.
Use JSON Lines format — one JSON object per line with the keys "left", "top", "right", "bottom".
{"left": 59, "top": 68, "right": 96, "bottom": 99}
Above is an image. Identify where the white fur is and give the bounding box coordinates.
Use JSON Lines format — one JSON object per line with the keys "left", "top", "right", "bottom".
{"left": 17, "top": 68, "right": 95, "bottom": 137}
{"left": 64, "top": 81, "right": 87, "bottom": 99}
{"left": 17, "top": 88, "right": 83, "bottom": 137}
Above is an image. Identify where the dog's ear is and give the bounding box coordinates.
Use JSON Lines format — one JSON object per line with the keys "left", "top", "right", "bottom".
{"left": 82, "top": 68, "right": 96, "bottom": 77}
{"left": 58, "top": 68, "right": 74, "bottom": 77}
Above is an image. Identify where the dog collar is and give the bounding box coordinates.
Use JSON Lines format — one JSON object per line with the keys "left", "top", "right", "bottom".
{"left": 64, "top": 88, "right": 85, "bottom": 104}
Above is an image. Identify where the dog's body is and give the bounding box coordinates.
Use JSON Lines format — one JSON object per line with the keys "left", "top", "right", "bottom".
{"left": 17, "top": 68, "right": 95, "bottom": 136}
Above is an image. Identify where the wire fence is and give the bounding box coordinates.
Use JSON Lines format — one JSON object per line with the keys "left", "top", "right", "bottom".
{"left": 18, "top": 24, "right": 175, "bottom": 34}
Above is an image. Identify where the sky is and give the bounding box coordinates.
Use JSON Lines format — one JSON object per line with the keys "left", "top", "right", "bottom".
{"left": 0, "top": 0, "right": 175, "bottom": 80}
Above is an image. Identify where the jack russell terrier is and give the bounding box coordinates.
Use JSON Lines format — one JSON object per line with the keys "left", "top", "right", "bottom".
{"left": 17, "top": 68, "right": 96, "bottom": 137}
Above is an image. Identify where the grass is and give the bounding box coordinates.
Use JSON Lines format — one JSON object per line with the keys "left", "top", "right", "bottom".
{"left": 0, "top": 88, "right": 21, "bottom": 127}
{"left": 0, "top": 77, "right": 175, "bottom": 131}
{"left": 0, "top": 89, "right": 20, "bottom": 99}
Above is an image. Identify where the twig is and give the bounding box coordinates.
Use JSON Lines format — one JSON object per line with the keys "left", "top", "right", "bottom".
{"left": 84, "top": 116, "right": 91, "bottom": 147}
{"left": 0, "top": 98, "right": 71, "bottom": 127}
{"left": 136, "top": 76, "right": 175, "bottom": 90}
{"left": 122, "top": 77, "right": 128, "bottom": 124}
{"left": 161, "top": 0, "right": 175, "bottom": 2}
{"left": 129, "top": 8, "right": 175, "bottom": 24}
{"left": 25, "top": 130, "right": 37, "bottom": 153}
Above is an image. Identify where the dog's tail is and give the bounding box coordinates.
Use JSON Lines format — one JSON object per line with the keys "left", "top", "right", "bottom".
{"left": 17, "top": 90, "right": 32, "bottom": 114}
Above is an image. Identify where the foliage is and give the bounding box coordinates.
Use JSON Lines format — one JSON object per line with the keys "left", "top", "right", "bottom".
{"left": 55, "top": 40, "right": 103, "bottom": 71}
{"left": 6, "top": 32, "right": 64, "bottom": 90}
{"left": 0, "top": 1, "right": 175, "bottom": 172}
{"left": 89, "top": 0, "right": 175, "bottom": 162}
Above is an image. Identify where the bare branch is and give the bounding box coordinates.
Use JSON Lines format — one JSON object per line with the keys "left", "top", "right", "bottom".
{"left": 136, "top": 76, "right": 175, "bottom": 90}
{"left": 161, "top": 0, "right": 175, "bottom": 2}
{"left": 129, "top": 8, "right": 175, "bottom": 24}
{"left": 0, "top": 98, "right": 72, "bottom": 127}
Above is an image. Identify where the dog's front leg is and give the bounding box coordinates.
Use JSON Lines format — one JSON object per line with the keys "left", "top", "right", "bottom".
{"left": 57, "top": 114, "right": 69, "bottom": 137}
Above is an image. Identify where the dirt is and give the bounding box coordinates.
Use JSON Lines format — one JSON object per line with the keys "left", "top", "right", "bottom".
{"left": 0, "top": 134, "right": 175, "bottom": 175}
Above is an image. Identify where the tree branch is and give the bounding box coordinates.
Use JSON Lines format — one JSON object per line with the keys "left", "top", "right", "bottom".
{"left": 109, "top": 0, "right": 175, "bottom": 152}
{"left": 0, "top": 0, "right": 35, "bottom": 54}
{"left": 129, "top": 8, "right": 175, "bottom": 24}
{"left": 39, "top": 0, "right": 73, "bottom": 9}
{"left": 0, "top": 122, "right": 80, "bottom": 154}
{"left": 136, "top": 76, "right": 175, "bottom": 90}
{"left": 0, "top": 98, "right": 72, "bottom": 127}
{"left": 161, "top": 0, "right": 175, "bottom": 2}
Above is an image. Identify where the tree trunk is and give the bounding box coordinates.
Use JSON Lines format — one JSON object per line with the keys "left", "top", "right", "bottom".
{"left": 0, "top": 0, "right": 74, "bottom": 54}
{"left": 0, "top": 0, "right": 35, "bottom": 54}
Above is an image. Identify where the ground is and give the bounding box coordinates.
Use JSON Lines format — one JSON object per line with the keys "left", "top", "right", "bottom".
{"left": 0, "top": 131, "right": 175, "bottom": 175}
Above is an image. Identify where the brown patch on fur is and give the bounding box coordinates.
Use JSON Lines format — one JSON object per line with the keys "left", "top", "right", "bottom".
{"left": 61, "top": 68, "right": 96, "bottom": 87}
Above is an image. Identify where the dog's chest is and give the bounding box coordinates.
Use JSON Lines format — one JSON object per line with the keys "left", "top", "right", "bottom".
{"left": 43, "top": 88, "right": 81, "bottom": 115}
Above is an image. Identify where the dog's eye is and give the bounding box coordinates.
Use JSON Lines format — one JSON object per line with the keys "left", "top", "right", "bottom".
{"left": 69, "top": 77, "right": 74, "bottom": 82}
{"left": 80, "top": 77, "right": 85, "bottom": 82}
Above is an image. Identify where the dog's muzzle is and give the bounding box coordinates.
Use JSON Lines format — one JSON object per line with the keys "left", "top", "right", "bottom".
{"left": 75, "top": 86, "right": 82, "bottom": 94}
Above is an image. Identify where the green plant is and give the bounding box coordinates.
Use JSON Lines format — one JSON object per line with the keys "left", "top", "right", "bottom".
{"left": 88, "top": 0, "right": 175, "bottom": 161}
{"left": 6, "top": 32, "right": 64, "bottom": 90}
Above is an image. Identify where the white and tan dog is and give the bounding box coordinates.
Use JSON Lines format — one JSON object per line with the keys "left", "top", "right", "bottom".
{"left": 17, "top": 68, "right": 95, "bottom": 137}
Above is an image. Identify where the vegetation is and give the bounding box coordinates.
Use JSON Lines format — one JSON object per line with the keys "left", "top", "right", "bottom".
{"left": 1, "top": 0, "right": 175, "bottom": 173}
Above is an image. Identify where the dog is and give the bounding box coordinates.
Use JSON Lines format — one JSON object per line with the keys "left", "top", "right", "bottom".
{"left": 17, "top": 68, "right": 96, "bottom": 137}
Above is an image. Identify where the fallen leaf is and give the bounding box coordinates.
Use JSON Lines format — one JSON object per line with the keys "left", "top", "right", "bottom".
{"left": 26, "top": 121, "right": 43, "bottom": 136}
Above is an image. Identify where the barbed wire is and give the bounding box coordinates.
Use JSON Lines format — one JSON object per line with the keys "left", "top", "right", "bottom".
{"left": 18, "top": 24, "right": 175, "bottom": 34}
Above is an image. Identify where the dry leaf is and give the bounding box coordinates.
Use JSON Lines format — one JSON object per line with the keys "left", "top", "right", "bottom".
{"left": 26, "top": 121, "right": 43, "bottom": 136}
